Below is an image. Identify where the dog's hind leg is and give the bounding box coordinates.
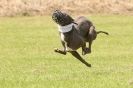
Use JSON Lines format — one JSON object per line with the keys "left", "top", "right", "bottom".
{"left": 82, "top": 38, "right": 92, "bottom": 55}
{"left": 82, "top": 42, "right": 88, "bottom": 55}
{"left": 85, "top": 26, "right": 96, "bottom": 54}
{"left": 87, "top": 40, "right": 92, "bottom": 53}
{"left": 69, "top": 51, "right": 91, "bottom": 67}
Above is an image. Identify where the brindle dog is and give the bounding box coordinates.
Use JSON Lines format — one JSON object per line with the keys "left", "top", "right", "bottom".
{"left": 52, "top": 10, "right": 108, "bottom": 67}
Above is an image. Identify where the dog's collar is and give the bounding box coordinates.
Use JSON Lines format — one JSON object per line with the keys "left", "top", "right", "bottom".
{"left": 58, "top": 23, "right": 74, "bottom": 33}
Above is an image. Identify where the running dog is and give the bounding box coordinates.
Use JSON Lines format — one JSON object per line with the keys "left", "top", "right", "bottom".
{"left": 52, "top": 10, "right": 108, "bottom": 67}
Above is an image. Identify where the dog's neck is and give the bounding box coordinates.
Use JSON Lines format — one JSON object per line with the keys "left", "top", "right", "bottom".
{"left": 58, "top": 23, "right": 74, "bottom": 33}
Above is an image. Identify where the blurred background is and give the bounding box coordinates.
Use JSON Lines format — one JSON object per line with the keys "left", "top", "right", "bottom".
{"left": 0, "top": 0, "right": 133, "bottom": 16}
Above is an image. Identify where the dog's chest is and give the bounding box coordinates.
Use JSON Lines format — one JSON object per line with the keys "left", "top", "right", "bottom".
{"left": 60, "top": 32, "right": 70, "bottom": 43}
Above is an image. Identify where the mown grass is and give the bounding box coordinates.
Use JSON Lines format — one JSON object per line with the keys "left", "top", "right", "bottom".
{"left": 0, "top": 15, "right": 133, "bottom": 88}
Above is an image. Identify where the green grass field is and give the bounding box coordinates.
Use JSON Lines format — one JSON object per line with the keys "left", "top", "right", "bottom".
{"left": 0, "top": 15, "right": 133, "bottom": 88}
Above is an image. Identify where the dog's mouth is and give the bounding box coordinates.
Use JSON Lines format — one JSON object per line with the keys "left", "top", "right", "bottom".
{"left": 52, "top": 10, "right": 74, "bottom": 26}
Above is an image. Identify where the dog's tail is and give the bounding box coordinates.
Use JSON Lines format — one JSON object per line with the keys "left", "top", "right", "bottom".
{"left": 97, "top": 31, "right": 109, "bottom": 35}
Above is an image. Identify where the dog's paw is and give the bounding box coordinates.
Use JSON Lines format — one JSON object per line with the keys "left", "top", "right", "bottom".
{"left": 54, "top": 48, "right": 59, "bottom": 52}
{"left": 54, "top": 48, "right": 67, "bottom": 55}
{"left": 82, "top": 48, "right": 91, "bottom": 55}
{"left": 86, "top": 48, "right": 91, "bottom": 54}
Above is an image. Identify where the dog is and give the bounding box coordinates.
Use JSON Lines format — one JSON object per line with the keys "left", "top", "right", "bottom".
{"left": 52, "top": 10, "right": 109, "bottom": 67}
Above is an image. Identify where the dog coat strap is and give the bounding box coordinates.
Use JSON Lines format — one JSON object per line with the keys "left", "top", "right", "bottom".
{"left": 58, "top": 23, "right": 74, "bottom": 33}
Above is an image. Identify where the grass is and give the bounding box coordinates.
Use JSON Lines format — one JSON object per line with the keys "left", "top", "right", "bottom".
{"left": 0, "top": 15, "right": 133, "bottom": 88}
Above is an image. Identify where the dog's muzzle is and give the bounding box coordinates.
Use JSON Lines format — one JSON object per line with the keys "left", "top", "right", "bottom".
{"left": 52, "top": 10, "right": 64, "bottom": 24}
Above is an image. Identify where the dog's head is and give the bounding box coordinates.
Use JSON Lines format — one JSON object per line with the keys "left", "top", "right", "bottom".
{"left": 52, "top": 10, "right": 74, "bottom": 26}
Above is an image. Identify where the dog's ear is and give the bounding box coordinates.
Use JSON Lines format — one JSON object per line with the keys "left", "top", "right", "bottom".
{"left": 67, "top": 15, "right": 74, "bottom": 22}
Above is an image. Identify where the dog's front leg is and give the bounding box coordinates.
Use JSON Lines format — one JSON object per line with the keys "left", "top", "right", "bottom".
{"left": 54, "top": 41, "right": 67, "bottom": 55}
{"left": 69, "top": 51, "right": 91, "bottom": 67}
{"left": 82, "top": 41, "right": 92, "bottom": 55}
